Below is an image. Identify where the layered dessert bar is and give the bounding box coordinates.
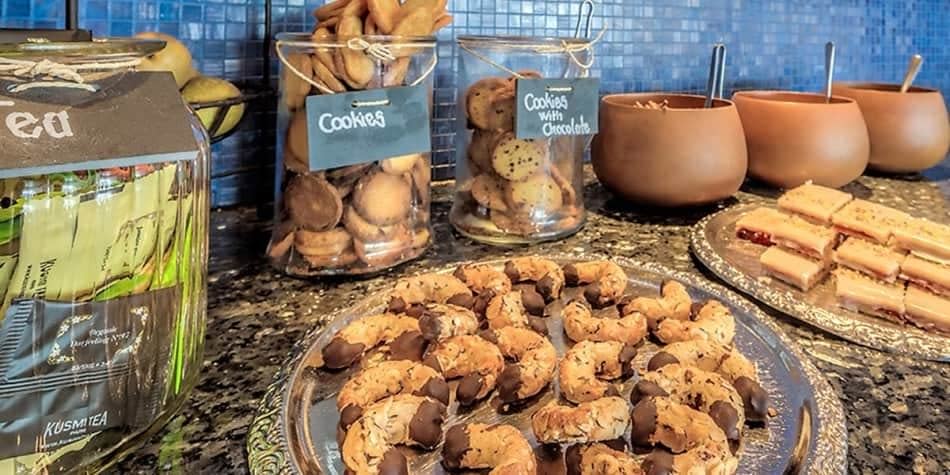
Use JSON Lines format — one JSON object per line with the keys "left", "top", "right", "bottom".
{"left": 831, "top": 200, "right": 910, "bottom": 245}
{"left": 892, "top": 217, "right": 950, "bottom": 266}
{"left": 903, "top": 285, "right": 950, "bottom": 334}
{"left": 759, "top": 246, "right": 829, "bottom": 291}
{"left": 899, "top": 254, "right": 950, "bottom": 298}
{"left": 771, "top": 214, "right": 839, "bottom": 262}
{"left": 777, "top": 182, "right": 853, "bottom": 224}
{"left": 833, "top": 268, "right": 906, "bottom": 323}
{"left": 735, "top": 207, "right": 786, "bottom": 246}
{"left": 833, "top": 237, "right": 906, "bottom": 283}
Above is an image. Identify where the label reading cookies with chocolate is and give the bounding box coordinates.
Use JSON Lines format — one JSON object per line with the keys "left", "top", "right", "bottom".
{"left": 515, "top": 78, "right": 599, "bottom": 139}
{"left": 305, "top": 85, "right": 432, "bottom": 171}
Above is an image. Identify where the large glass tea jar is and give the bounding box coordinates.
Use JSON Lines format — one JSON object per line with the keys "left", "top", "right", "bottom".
{"left": 268, "top": 33, "right": 437, "bottom": 276}
{"left": 0, "top": 38, "right": 209, "bottom": 473}
{"left": 451, "top": 35, "right": 597, "bottom": 245}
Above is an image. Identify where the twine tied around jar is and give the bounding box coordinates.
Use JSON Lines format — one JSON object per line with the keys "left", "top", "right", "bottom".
{"left": 0, "top": 57, "right": 142, "bottom": 92}
{"left": 457, "top": 27, "right": 606, "bottom": 80}
{"left": 275, "top": 37, "right": 438, "bottom": 96}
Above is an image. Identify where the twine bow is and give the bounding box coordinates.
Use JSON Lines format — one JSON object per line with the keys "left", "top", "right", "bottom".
{"left": 458, "top": 27, "right": 607, "bottom": 80}
{"left": 0, "top": 56, "right": 141, "bottom": 92}
{"left": 275, "top": 38, "right": 438, "bottom": 96}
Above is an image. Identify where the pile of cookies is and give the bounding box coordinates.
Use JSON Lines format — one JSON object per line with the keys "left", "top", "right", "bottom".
{"left": 316, "top": 257, "right": 774, "bottom": 474}
{"left": 269, "top": 0, "right": 452, "bottom": 275}
{"left": 452, "top": 73, "right": 585, "bottom": 241}
{"left": 284, "top": 0, "right": 451, "bottom": 107}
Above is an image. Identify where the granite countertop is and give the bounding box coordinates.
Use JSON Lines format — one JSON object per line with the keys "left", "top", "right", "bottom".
{"left": 118, "top": 164, "right": 950, "bottom": 475}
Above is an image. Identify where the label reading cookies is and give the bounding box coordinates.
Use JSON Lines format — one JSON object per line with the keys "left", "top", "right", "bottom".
{"left": 515, "top": 78, "right": 599, "bottom": 139}
{"left": 305, "top": 85, "right": 432, "bottom": 171}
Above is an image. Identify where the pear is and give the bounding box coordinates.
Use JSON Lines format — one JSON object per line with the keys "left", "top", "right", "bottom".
{"left": 181, "top": 76, "right": 246, "bottom": 138}
{"left": 135, "top": 32, "right": 198, "bottom": 88}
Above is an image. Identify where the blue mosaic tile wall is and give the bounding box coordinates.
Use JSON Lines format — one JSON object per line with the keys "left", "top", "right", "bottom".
{"left": 3, "top": 0, "right": 949, "bottom": 206}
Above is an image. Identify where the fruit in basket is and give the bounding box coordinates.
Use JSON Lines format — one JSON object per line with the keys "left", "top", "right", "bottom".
{"left": 182, "top": 76, "right": 246, "bottom": 138}
{"left": 135, "top": 32, "right": 198, "bottom": 88}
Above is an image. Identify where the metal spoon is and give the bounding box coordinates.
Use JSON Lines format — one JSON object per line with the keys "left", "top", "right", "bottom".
{"left": 705, "top": 44, "right": 724, "bottom": 108}
{"left": 900, "top": 54, "right": 923, "bottom": 93}
{"left": 824, "top": 41, "right": 835, "bottom": 103}
{"left": 716, "top": 44, "right": 727, "bottom": 99}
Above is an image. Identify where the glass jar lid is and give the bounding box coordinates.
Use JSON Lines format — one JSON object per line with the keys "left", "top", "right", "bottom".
{"left": 457, "top": 35, "right": 593, "bottom": 52}
{"left": 0, "top": 37, "right": 165, "bottom": 60}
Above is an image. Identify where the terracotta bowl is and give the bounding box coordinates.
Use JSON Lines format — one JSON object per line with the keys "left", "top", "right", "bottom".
{"left": 591, "top": 93, "right": 748, "bottom": 207}
{"left": 832, "top": 82, "right": 950, "bottom": 173}
{"left": 732, "top": 91, "right": 869, "bottom": 188}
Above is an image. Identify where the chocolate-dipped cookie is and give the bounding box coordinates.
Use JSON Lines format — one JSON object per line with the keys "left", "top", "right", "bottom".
{"left": 284, "top": 174, "right": 343, "bottom": 231}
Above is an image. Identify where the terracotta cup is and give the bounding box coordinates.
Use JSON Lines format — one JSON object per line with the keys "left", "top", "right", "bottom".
{"left": 591, "top": 93, "right": 748, "bottom": 207}
{"left": 832, "top": 82, "right": 950, "bottom": 173}
{"left": 732, "top": 91, "right": 870, "bottom": 188}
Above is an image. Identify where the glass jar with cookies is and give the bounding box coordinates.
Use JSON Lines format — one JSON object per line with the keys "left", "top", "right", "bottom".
{"left": 269, "top": 1, "right": 447, "bottom": 276}
{"left": 450, "top": 35, "right": 595, "bottom": 245}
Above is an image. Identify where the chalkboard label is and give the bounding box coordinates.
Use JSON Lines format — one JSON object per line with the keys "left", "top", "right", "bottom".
{"left": 305, "top": 85, "right": 431, "bottom": 171}
{"left": 515, "top": 78, "right": 599, "bottom": 139}
{"left": 0, "top": 72, "right": 198, "bottom": 178}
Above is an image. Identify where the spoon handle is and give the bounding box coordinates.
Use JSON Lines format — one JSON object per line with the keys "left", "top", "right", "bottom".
{"left": 824, "top": 41, "right": 836, "bottom": 103}
{"left": 900, "top": 54, "right": 923, "bottom": 93}
{"left": 705, "top": 44, "right": 723, "bottom": 108}
{"left": 716, "top": 46, "right": 727, "bottom": 99}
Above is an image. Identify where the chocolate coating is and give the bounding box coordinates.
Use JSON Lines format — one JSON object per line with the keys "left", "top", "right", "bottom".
{"left": 456, "top": 375, "right": 484, "bottom": 405}
{"left": 416, "top": 377, "right": 450, "bottom": 406}
{"left": 473, "top": 290, "right": 495, "bottom": 317}
{"left": 709, "top": 400, "right": 741, "bottom": 442}
{"left": 338, "top": 404, "right": 363, "bottom": 432}
{"left": 405, "top": 304, "right": 425, "bottom": 318}
{"left": 563, "top": 264, "right": 580, "bottom": 286}
{"left": 537, "top": 275, "right": 558, "bottom": 302}
{"left": 408, "top": 400, "right": 446, "bottom": 448}
{"left": 583, "top": 283, "right": 604, "bottom": 307}
{"left": 564, "top": 444, "right": 583, "bottom": 475}
{"left": 446, "top": 293, "right": 474, "bottom": 309}
{"left": 389, "top": 331, "right": 426, "bottom": 362}
{"left": 630, "top": 399, "right": 658, "bottom": 446}
{"left": 647, "top": 352, "right": 680, "bottom": 372}
{"left": 619, "top": 343, "right": 638, "bottom": 378}
{"left": 322, "top": 337, "right": 365, "bottom": 369}
{"left": 478, "top": 329, "right": 499, "bottom": 344}
{"left": 734, "top": 376, "right": 769, "bottom": 421}
{"left": 441, "top": 425, "right": 470, "bottom": 470}
{"left": 422, "top": 354, "right": 442, "bottom": 373}
{"left": 418, "top": 312, "right": 443, "bottom": 341}
{"left": 642, "top": 449, "right": 674, "bottom": 475}
{"left": 377, "top": 448, "right": 409, "bottom": 475}
{"left": 603, "top": 438, "right": 628, "bottom": 452}
{"left": 388, "top": 297, "right": 408, "bottom": 314}
{"left": 497, "top": 364, "right": 523, "bottom": 402}
{"left": 528, "top": 316, "right": 550, "bottom": 336}
{"left": 503, "top": 262, "right": 520, "bottom": 282}
{"left": 522, "top": 289, "right": 547, "bottom": 316}
{"left": 630, "top": 381, "right": 669, "bottom": 406}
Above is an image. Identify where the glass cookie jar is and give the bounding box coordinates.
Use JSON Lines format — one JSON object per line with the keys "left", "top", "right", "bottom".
{"left": 0, "top": 38, "right": 209, "bottom": 473}
{"left": 268, "top": 33, "right": 437, "bottom": 276}
{"left": 450, "top": 35, "right": 595, "bottom": 245}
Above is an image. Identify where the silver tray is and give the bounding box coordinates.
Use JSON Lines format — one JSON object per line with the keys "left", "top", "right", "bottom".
{"left": 691, "top": 204, "right": 950, "bottom": 362}
{"left": 247, "top": 255, "right": 846, "bottom": 474}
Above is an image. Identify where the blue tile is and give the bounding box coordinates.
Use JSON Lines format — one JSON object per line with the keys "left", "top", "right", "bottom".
{"left": 2, "top": 0, "right": 948, "bottom": 206}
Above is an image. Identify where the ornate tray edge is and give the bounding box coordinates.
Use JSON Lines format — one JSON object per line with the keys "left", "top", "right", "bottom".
{"left": 689, "top": 205, "right": 950, "bottom": 363}
{"left": 247, "top": 253, "right": 848, "bottom": 475}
